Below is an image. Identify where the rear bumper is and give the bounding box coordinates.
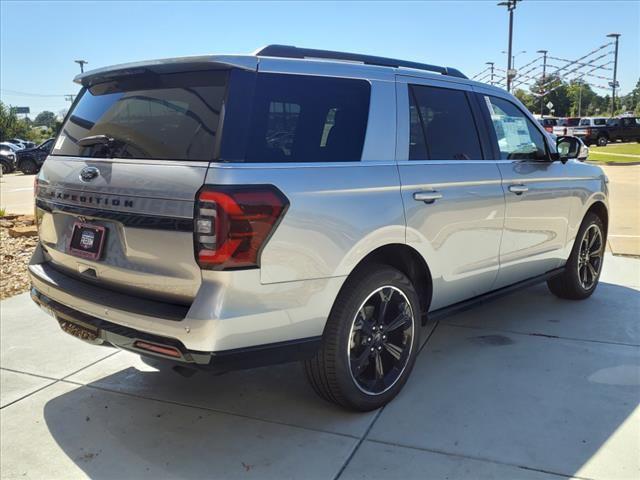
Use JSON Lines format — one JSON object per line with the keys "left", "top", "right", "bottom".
{"left": 31, "top": 286, "right": 321, "bottom": 373}
{"left": 28, "top": 245, "right": 344, "bottom": 369}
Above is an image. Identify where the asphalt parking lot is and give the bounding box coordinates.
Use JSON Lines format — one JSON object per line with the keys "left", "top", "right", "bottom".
{"left": 1, "top": 254, "right": 638, "bottom": 479}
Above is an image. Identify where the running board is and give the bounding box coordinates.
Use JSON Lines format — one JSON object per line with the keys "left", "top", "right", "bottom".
{"left": 428, "top": 267, "right": 565, "bottom": 322}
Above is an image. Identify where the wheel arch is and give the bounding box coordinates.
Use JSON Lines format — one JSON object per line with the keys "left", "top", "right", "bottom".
{"left": 340, "top": 243, "right": 432, "bottom": 323}
{"left": 585, "top": 200, "right": 609, "bottom": 237}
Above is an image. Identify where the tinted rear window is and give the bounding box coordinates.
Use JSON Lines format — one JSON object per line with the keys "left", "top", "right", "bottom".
{"left": 244, "top": 73, "right": 370, "bottom": 162}
{"left": 409, "top": 84, "right": 483, "bottom": 160}
{"left": 51, "top": 71, "right": 228, "bottom": 161}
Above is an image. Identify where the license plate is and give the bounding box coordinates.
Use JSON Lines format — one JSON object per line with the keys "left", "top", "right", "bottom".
{"left": 58, "top": 319, "right": 99, "bottom": 342}
{"left": 69, "top": 222, "right": 106, "bottom": 260}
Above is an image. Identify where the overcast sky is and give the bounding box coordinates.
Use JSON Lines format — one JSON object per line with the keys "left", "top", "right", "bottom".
{"left": 1, "top": 0, "right": 638, "bottom": 116}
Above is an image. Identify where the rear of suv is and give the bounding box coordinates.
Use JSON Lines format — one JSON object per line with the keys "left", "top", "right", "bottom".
{"left": 30, "top": 45, "right": 609, "bottom": 411}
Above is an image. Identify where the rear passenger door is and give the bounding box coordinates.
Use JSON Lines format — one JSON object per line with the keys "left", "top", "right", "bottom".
{"left": 396, "top": 77, "right": 505, "bottom": 310}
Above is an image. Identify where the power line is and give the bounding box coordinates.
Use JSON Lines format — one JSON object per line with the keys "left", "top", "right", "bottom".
{"left": 0, "top": 89, "right": 69, "bottom": 98}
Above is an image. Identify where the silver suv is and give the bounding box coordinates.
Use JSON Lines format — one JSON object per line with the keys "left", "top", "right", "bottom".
{"left": 30, "top": 45, "right": 608, "bottom": 411}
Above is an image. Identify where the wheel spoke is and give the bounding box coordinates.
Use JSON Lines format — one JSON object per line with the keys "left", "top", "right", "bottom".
{"left": 384, "top": 342, "right": 403, "bottom": 361}
{"left": 374, "top": 351, "right": 384, "bottom": 379}
{"left": 580, "top": 265, "right": 588, "bottom": 286}
{"left": 385, "top": 312, "right": 411, "bottom": 333}
{"left": 377, "top": 288, "right": 394, "bottom": 322}
{"left": 587, "top": 262, "right": 598, "bottom": 281}
{"left": 350, "top": 348, "right": 371, "bottom": 376}
{"left": 588, "top": 228, "right": 598, "bottom": 249}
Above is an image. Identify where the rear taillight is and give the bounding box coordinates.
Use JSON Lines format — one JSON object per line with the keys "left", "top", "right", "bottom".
{"left": 194, "top": 185, "right": 288, "bottom": 270}
{"left": 586, "top": 128, "right": 592, "bottom": 136}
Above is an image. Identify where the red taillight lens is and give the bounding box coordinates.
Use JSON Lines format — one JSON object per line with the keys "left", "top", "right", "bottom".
{"left": 194, "top": 185, "right": 288, "bottom": 270}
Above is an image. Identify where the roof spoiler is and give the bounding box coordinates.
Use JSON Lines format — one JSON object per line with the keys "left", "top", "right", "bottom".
{"left": 255, "top": 44, "right": 467, "bottom": 79}
{"left": 74, "top": 55, "right": 258, "bottom": 87}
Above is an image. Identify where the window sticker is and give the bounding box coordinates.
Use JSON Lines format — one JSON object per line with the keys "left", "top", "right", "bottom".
{"left": 492, "top": 115, "right": 535, "bottom": 153}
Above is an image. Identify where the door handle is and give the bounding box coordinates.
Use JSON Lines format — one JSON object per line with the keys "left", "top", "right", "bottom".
{"left": 413, "top": 191, "right": 443, "bottom": 203}
{"left": 508, "top": 184, "right": 529, "bottom": 195}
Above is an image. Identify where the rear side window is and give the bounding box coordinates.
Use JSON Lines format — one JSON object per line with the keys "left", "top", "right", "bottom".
{"left": 408, "top": 85, "right": 483, "bottom": 160}
{"left": 52, "top": 71, "right": 228, "bottom": 161}
{"left": 244, "top": 73, "right": 370, "bottom": 163}
{"left": 593, "top": 118, "right": 607, "bottom": 126}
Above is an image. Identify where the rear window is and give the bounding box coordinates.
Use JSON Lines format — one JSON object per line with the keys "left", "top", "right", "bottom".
{"left": 52, "top": 71, "right": 228, "bottom": 161}
{"left": 244, "top": 73, "right": 370, "bottom": 162}
{"left": 408, "top": 84, "right": 483, "bottom": 160}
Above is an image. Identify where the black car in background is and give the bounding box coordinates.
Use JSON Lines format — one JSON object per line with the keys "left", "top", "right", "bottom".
{"left": 573, "top": 116, "right": 640, "bottom": 146}
{"left": 16, "top": 138, "right": 54, "bottom": 174}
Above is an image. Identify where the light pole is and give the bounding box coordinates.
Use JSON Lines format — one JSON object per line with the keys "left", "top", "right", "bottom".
{"left": 577, "top": 79, "right": 583, "bottom": 117}
{"left": 502, "top": 50, "right": 526, "bottom": 69}
{"left": 606, "top": 33, "right": 620, "bottom": 116}
{"left": 486, "top": 62, "right": 495, "bottom": 85}
{"left": 537, "top": 50, "right": 548, "bottom": 116}
{"left": 497, "top": 0, "right": 521, "bottom": 92}
{"left": 74, "top": 59, "right": 88, "bottom": 73}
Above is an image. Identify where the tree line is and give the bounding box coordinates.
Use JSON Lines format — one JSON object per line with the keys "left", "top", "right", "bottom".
{"left": 0, "top": 102, "right": 61, "bottom": 144}
{"left": 514, "top": 76, "right": 640, "bottom": 118}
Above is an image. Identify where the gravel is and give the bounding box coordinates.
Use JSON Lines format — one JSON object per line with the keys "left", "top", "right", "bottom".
{"left": 1, "top": 215, "right": 38, "bottom": 300}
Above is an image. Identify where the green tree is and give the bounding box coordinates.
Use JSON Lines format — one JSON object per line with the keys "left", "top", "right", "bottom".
{"left": 34, "top": 110, "right": 57, "bottom": 129}
{"left": 0, "top": 101, "right": 31, "bottom": 141}
{"left": 529, "top": 74, "right": 571, "bottom": 117}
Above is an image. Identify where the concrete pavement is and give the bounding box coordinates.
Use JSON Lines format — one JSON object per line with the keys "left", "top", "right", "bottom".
{"left": 1, "top": 254, "right": 638, "bottom": 479}
{"left": 599, "top": 164, "right": 640, "bottom": 257}
{"left": 0, "top": 173, "right": 35, "bottom": 215}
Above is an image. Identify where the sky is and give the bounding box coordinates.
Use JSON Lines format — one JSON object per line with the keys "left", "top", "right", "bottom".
{"left": 1, "top": 0, "right": 638, "bottom": 117}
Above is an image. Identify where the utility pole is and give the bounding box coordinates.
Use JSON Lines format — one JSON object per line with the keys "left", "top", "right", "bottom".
{"left": 577, "top": 79, "right": 583, "bottom": 117}
{"left": 498, "top": 0, "right": 520, "bottom": 92}
{"left": 606, "top": 33, "right": 620, "bottom": 116}
{"left": 64, "top": 94, "right": 75, "bottom": 104}
{"left": 486, "top": 62, "right": 495, "bottom": 85}
{"left": 537, "top": 50, "right": 548, "bottom": 116}
{"left": 74, "top": 59, "right": 88, "bottom": 73}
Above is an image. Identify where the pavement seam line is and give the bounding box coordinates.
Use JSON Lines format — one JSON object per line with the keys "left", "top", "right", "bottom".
{"left": 333, "top": 320, "right": 442, "bottom": 480}
{"left": 366, "top": 439, "right": 596, "bottom": 480}
{"left": 440, "top": 322, "right": 640, "bottom": 348}
{"left": 0, "top": 351, "right": 119, "bottom": 410}
{"left": 57, "top": 378, "right": 362, "bottom": 440}
{"left": 0, "top": 378, "right": 58, "bottom": 410}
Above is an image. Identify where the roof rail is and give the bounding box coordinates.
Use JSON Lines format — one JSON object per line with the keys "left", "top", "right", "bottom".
{"left": 255, "top": 44, "right": 467, "bottom": 79}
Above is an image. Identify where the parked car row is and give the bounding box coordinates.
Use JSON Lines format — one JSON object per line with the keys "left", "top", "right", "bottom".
{"left": 537, "top": 116, "right": 640, "bottom": 146}
{"left": 0, "top": 138, "right": 54, "bottom": 174}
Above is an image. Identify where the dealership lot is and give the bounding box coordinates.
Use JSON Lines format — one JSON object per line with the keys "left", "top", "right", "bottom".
{"left": 1, "top": 254, "right": 638, "bottom": 479}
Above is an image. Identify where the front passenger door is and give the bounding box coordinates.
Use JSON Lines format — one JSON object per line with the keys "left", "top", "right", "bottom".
{"left": 479, "top": 93, "right": 574, "bottom": 288}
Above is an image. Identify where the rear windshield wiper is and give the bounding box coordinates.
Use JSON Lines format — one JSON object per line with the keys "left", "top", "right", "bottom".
{"left": 78, "top": 134, "right": 116, "bottom": 147}
{"left": 77, "top": 135, "right": 128, "bottom": 158}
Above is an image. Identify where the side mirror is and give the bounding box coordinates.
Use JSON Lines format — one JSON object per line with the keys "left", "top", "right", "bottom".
{"left": 556, "top": 136, "right": 587, "bottom": 162}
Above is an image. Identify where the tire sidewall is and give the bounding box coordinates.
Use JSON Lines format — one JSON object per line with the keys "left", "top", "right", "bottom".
{"left": 566, "top": 213, "right": 605, "bottom": 297}
{"left": 330, "top": 266, "right": 421, "bottom": 410}
{"left": 597, "top": 136, "right": 607, "bottom": 147}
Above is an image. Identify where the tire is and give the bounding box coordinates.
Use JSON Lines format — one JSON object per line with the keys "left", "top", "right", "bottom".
{"left": 547, "top": 212, "right": 605, "bottom": 300}
{"left": 596, "top": 136, "right": 608, "bottom": 147}
{"left": 304, "top": 264, "right": 421, "bottom": 411}
{"left": 20, "top": 159, "right": 38, "bottom": 175}
{"left": 0, "top": 162, "right": 8, "bottom": 175}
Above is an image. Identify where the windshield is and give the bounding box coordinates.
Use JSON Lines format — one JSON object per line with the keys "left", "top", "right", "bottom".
{"left": 51, "top": 70, "right": 228, "bottom": 161}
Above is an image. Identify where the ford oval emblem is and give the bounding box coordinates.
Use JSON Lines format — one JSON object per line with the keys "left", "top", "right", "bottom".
{"left": 79, "top": 166, "right": 100, "bottom": 182}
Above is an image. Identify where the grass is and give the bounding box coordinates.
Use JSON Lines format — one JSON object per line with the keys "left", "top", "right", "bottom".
{"left": 587, "top": 142, "right": 640, "bottom": 163}
{"left": 0, "top": 208, "right": 5, "bottom": 217}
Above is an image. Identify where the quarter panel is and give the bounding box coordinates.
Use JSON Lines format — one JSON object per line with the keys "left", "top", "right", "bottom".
{"left": 204, "top": 163, "right": 405, "bottom": 284}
